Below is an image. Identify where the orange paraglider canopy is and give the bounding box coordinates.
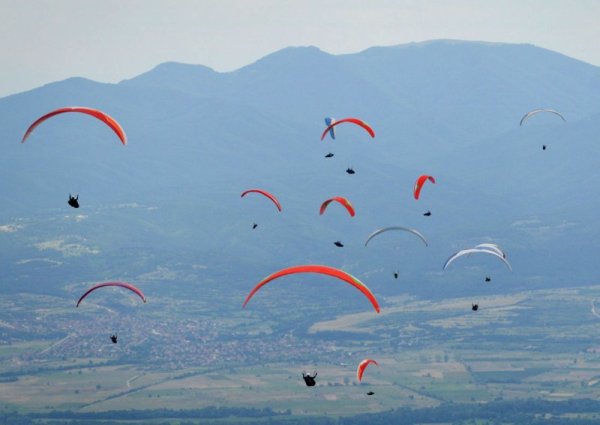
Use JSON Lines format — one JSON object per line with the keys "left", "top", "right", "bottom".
{"left": 22, "top": 106, "right": 127, "bottom": 145}
{"left": 241, "top": 189, "right": 282, "bottom": 212}
{"left": 319, "top": 197, "right": 355, "bottom": 217}
{"left": 414, "top": 175, "right": 435, "bottom": 200}
{"left": 357, "top": 359, "right": 378, "bottom": 382}
{"left": 243, "top": 265, "right": 379, "bottom": 313}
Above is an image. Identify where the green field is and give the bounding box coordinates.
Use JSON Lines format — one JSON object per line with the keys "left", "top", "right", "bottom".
{"left": 2, "top": 284, "right": 600, "bottom": 417}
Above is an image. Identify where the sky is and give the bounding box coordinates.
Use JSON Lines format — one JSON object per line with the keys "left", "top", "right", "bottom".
{"left": 1, "top": 0, "right": 599, "bottom": 98}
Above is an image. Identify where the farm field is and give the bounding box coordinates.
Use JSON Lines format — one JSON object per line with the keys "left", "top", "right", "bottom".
{"left": 1, "top": 284, "right": 600, "bottom": 416}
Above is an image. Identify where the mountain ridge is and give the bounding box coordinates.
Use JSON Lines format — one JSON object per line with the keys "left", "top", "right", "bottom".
{"left": 2, "top": 40, "right": 600, "bottom": 297}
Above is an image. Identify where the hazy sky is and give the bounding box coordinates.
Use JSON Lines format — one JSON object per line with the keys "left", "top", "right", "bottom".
{"left": 1, "top": 0, "right": 599, "bottom": 97}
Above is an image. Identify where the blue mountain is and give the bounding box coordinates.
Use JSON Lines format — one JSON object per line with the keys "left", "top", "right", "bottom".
{"left": 1, "top": 40, "right": 600, "bottom": 304}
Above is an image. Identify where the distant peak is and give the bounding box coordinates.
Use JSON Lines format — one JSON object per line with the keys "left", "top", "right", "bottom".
{"left": 258, "top": 45, "right": 328, "bottom": 61}
{"left": 119, "top": 61, "right": 217, "bottom": 87}
{"left": 404, "top": 39, "right": 515, "bottom": 47}
{"left": 345, "top": 39, "right": 583, "bottom": 64}
{"left": 41, "top": 76, "right": 108, "bottom": 91}
{"left": 148, "top": 61, "right": 215, "bottom": 73}
{"left": 281, "top": 45, "right": 323, "bottom": 52}
{"left": 360, "top": 39, "right": 523, "bottom": 53}
{"left": 236, "top": 45, "right": 333, "bottom": 72}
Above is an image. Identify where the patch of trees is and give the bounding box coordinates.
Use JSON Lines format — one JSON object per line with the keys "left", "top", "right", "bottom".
{"left": 339, "top": 398, "right": 600, "bottom": 425}
{"left": 29, "top": 406, "right": 285, "bottom": 421}
{"left": 3, "top": 398, "right": 600, "bottom": 425}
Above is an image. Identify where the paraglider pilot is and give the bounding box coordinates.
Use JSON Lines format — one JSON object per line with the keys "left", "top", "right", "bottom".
{"left": 472, "top": 304, "right": 479, "bottom": 311}
{"left": 110, "top": 334, "right": 118, "bottom": 344}
{"left": 68, "top": 194, "right": 79, "bottom": 209}
{"left": 252, "top": 223, "right": 258, "bottom": 229}
{"left": 346, "top": 167, "right": 355, "bottom": 175}
{"left": 302, "top": 371, "right": 317, "bottom": 387}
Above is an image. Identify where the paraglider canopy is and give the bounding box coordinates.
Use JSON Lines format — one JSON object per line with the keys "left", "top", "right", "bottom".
{"left": 357, "top": 359, "right": 378, "bottom": 382}
{"left": 242, "top": 264, "right": 380, "bottom": 313}
{"left": 443, "top": 248, "right": 512, "bottom": 271}
{"left": 76, "top": 282, "right": 146, "bottom": 307}
{"left": 364, "top": 226, "right": 428, "bottom": 247}
{"left": 21, "top": 106, "right": 127, "bottom": 145}
{"left": 241, "top": 189, "right": 282, "bottom": 212}
{"left": 320, "top": 197, "right": 355, "bottom": 217}
{"left": 473, "top": 243, "right": 506, "bottom": 259}
{"left": 334, "top": 241, "right": 344, "bottom": 247}
{"left": 321, "top": 117, "right": 375, "bottom": 141}
{"left": 324, "top": 117, "right": 336, "bottom": 140}
{"left": 519, "top": 108, "right": 566, "bottom": 126}
{"left": 414, "top": 175, "right": 435, "bottom": 200}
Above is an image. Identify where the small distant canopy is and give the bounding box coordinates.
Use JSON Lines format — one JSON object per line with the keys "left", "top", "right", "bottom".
{"left": 321, "top": 118, "right": 375, "bottom": 141}
{"left": 324, "top": 117, "right": 336, "bottom": 139}
{"left": 443, "top": 248, "right": 512, "bottom": 271}
{"left": 414, "top": 175, "right": 436, "bottom": 200}
{"left": 319, "top": 197, "right": 355, "bottom": 217}
{"left": 357, "top": 359, "right": 378, "bottom": 382}
{"left": 364, "top": 226, "right": 428, "bottom": 247}
{"left": 241, "top": 189, "right": 282, "bottom": 212}
{"left": 519, "top": 109, "right": 566, "bottom": 126}
{"left": 473, "top": 243, "right": 506, "bottom": 259}
{"left": 76, "top": 282, "right": 146, "bottom": 307}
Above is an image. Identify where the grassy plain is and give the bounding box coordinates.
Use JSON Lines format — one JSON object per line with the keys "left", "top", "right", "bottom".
{"left": 1, "top": 284, "right": 600, "bottom": 416}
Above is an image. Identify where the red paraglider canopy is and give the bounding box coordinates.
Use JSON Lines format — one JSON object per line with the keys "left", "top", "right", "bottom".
{"left": 319, "top": 197, "right": 355, "bottom": 217}
{"left": 413, "top": 175, "right": 436, "bottom": 200}
{"left": 21, "top": 106, "right": 127, "bottom": 145}
{"left": 357, "top": 359, "right": 378, "bottom": 381}
{"left": 321, "top": 118, "right": 375, "bottom": 141}
{"left": 242, "top": 265, "right": 380, "bottom": 313}
{"left": 76, "top": 282, "right": 146, "bottom": 307}
{"left": 241, "top": 189, "right": 282, "bottom": 212}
